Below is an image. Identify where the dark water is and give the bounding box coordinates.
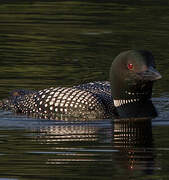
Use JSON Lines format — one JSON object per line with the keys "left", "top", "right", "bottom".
{"left": 0, "top": 1, "right": 169, "bottom": 179}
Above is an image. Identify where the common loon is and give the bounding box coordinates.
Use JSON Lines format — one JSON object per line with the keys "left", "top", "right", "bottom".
{"left": 0, "top": 50, "right": 162, "bottom": 120}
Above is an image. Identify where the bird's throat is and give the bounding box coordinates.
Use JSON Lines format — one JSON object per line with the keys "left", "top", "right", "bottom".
{"left": 114, "top": 99, "right": 157, "bottom": 119}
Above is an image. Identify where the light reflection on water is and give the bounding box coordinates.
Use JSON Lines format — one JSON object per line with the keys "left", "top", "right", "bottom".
{"left": 0, "top": 112, "right": 164, "bottom": 179}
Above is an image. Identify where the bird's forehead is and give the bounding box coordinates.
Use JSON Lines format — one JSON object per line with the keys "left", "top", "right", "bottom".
{"left": 126, "top": 52, "right": 154, "bottom": 67}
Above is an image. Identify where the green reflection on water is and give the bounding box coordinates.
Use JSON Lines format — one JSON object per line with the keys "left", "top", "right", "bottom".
{"left": 0, "top": 0, "right": 168, "bottom": 98}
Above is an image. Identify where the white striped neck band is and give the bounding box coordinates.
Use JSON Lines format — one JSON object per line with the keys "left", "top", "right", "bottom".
{"left": 113, "top": 99, "right": 140, "bottom": 107}
{"left": 125, "top": 91, "right": 145, "bottom": 96}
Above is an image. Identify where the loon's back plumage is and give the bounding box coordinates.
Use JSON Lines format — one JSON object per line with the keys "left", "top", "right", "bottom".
{"left": 0, "top": 81, "right": 116, "bottom": 120}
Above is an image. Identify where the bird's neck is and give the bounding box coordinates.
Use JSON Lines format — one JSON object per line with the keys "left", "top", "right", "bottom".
{"left": 113, "top": 98, "right": 157, "bottom": 119}
{"left": 111, "top": 83, "right": 157, "bottom": 118}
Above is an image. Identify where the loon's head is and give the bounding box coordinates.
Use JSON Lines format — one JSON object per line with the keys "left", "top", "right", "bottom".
{"left": 110, "top": 50, "right": 162, "bottom": 118}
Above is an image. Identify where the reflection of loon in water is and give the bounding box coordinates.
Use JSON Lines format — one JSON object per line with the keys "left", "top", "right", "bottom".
{"left": 113, "top": 118, "right": 154, "bottom": 171}
{"left": 35, "top": 118, "right": 159, "bottom": 172}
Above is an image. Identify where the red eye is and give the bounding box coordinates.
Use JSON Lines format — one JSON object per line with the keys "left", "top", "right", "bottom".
{"left": 127, "top": 63, "right": 133, "bottom": 70}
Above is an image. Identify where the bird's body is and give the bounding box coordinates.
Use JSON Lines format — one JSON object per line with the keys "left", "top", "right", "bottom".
{"left": 0, "top": 50, "right": 162, "bottom": 120}
{"left": 0, "top": 81, "right": 116, "bottom": 120}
